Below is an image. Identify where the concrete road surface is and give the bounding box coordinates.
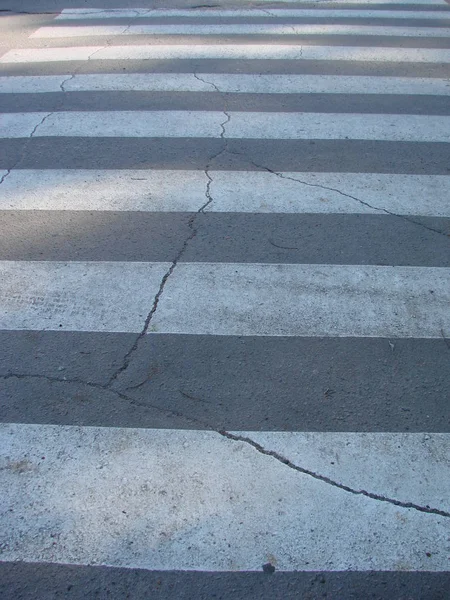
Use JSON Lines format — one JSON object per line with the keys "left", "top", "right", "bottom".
{"left": 0, "top": 0, "right": 449, "bottom": 597}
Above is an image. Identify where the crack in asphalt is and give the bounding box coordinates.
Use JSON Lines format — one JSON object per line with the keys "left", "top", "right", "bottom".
{"left": 105, "top": 149, "right": 226, "bottom": 387}
{"left": 219, "top": 431, "right": 450, "bottom": 519}
{"left": 245, "top": 159, "right": 450, "bottom": 239}
{"left": 105, "top": 222, "right": 196, "bottom": 387}
{"left": 0, "top": 111, "right": 55, "bottom": 180}
{"left": 193, "top": 71, "right": 221, "bottom": 93}
{"left": 0, "top": 373, "right": 199, "bottom": 429}
{"left": 0, "top": 170, "right": 12, "bottom": 186}
{"left": 194, "top": 72, "right": 231, "bottom": 212}
{"left": 59, "top": 74, "right": 75, "bottom": 93}
{"left": 3, "top": 47, "right": 448, "bottom": 521}
{"left": 29, "top": 112, "right": 53, "bottom": 137}
{"left": 2, "top": 373, "right": 448, "bottom": 519}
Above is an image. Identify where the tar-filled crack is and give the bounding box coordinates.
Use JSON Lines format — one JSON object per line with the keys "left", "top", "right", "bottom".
{"left": 0, "top": 372, "right": 199, "bottom": 429}
{"left": 2, "top": 371, "right": 448, "bottom": 518}
{"left": 106, "top": 164, "right": 222, "bottom": 387}
{"left": 0, "top": 170, "right": 11, "bottom": 186}
{"left": 59, "top": 74, "right": 75, "bottom": 93}
{"left": 105, "top": 224, "right": 196, "bottom": 387}
{"left": 2, "top": 65, "right": 80, "bottom": 178}
{"left": 29, "top": 112, "right": 53, "bottom": 137}
{"left": 247, "top": 159, "right": 449, "bottom": 239}
{"left": 193, "top": 72, "right": 221, "bottom": 94}
{"left": 194, "top": 72, "right": 231, "bottom": 212}
{"left": 219, "top": 431, "right": 450, "bottom": 519}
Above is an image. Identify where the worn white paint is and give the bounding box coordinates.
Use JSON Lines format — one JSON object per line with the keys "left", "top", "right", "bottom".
{"left": 1, "top": 262, "right": 448, "bottom": 337}
{"left": 2, "top": 73, "right": 450, "bottom": 96}
{"left": 3, "top": 45, "right": 450, "bottom": 64}
{"left": 2, "top": 170, "right": 450, "bottom": 218}
{"left": 0, "top": 261, "right": 169, "bottom": 333}
{"left": 54, "top": 8, "right": 450, "bottom": 20}
{"left": 3, "top": 111, "right": 450, "bottom": 142}
{"left": 0, "top": 112, "right": 49, "bottom": 139}
{"left": 247, "top": 431, "right": 450, "bottom": 510}
{"left": 0, "top": 170, "right": 209, "bottom": 212}
{"left": 31, "top": 24, "right": 450, "bottom": 38}
{"left": 0, "top": 423, "right": 448, "bottom": 571}
{"left": 152, "top": 263, "right": 450, "bottom": 338}
{"left": 2, "top": 111, "right": 222, "bottom": 139}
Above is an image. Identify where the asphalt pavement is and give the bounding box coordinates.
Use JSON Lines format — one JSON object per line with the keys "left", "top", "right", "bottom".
{"left": 0, "top": 0, "right": 449, "bottom": 598}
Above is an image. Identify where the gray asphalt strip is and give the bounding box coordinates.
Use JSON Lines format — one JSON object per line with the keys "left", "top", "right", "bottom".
{"left": 1, "top": 332, "right": 449, "bottom": 432}
{"left": 2, "top": 138, "right": 449, "bottom": 173}
{"left": 2, "top": 91, "right": 450, "bottom": 115}
{"left": 2, "top": 59, "right": 450, "bottom": 78}
{"left": 0, "top": 211, "right": 448, "bottom": 265}
{"left": 0, "top": 562, "right": 449, "bottom": 600}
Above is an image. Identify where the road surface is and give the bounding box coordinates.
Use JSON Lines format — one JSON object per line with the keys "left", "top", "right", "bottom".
{"left": 0, "top": 0, "right": 449, "bottom": 597}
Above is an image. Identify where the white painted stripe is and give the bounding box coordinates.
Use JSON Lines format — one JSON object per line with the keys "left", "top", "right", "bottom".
{"left": 0, "top": 112, "right": 47, "bottom": 139}
{"left": 1, "top": 262, "right": 448, "bottom": 337}
{"left": 206, "top": 171, "right": 450, "bottom": 217}
{"left": 2, "top": 45, "right": 450, "bottom": 64}
{"left": 1, "top": 423, "right": 448, "bottom": 571}
{"left": 151, "top": 263, "right": 450, "bottom": 339}
{"left": 3, "top": 111, "right": 450, "bottom": 142}
{"left": 54, "top": 8, "right": 450, "bottom": 20}
{"left": 0, "top": 170, "right": 208, "bottom": 212}
{"left": 31, "top": 24, "right": 450, "bottom": 38}
{"left": 2, "top": 73, "right": 450, "bottom": 96}
{"left": 2, "top": 170, "right": 450, "bottom": 217}
{"left": 0, "top": 261, "right": 170, "bottom": 333}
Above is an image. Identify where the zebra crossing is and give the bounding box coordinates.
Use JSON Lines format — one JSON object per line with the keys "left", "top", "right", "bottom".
{"left": 1, "top": 1, "right": 450, "bottom": 597}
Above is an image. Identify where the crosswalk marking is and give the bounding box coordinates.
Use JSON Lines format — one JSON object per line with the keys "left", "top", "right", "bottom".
{"left": 4, "top": 111, "right": 450, "bottom": 141}
{"left": 3, "top": 45, "right": 450, "bottom": 63}
{"left": 1, "top": 262, "right": 448, "bottom": 337}
{"left": 1, "top": 423, "right": 448, "bottom": 571}
{"left": 31, "top": 24, "right": 450, "bottom": 38}
{"left": 2, "top": 74, "right": 450, "bottom": 95}
{"left": 0, "top": 261, "right": 170, "bottom": 333}
{"left": 54, "top": 8, "right": 450, "bottom": 20}
{"left": 2, "top": 170, "right": 449, "bottom": 217}
{"left": 1, "top": 1, "right": 449, "bottom": 588}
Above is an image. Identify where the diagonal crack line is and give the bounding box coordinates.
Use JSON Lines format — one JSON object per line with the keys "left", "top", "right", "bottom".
{"left": 105, "top": 233, "right": 194, "bottom": 387}
{"left": 4, "top": 368, "right": 448, "bottom": 518}
{"left": 30, "top": 112, "right": 53, "bottom": 138}
{"left": 203, "top": 170, "right": 215, "bottom": 212}
{"left": 0, "top": 372, "right": 202, "bottom": 428}
{"left": 219, "top": 110, "right": 231, "bottom": 139}
{"left": 220, "top": 431, "right": 450, "bottom": 519}
{"left": 0, "top": 170, "right": 11, "bottom": 186}
{"left": 59, "top": 73, "right": 75, "bottom": 92}
{"left": 0, "top": 112, "right": 54, "bottom": 180}
{"left": 107, "top": 174, "right": 217, "bottom": 386}
{"left": 249, "top": 160, "right": 449, "bottom": 239}
{"left": 106, "top": 102, "right": 233, "bottom": 385}
{"left": 121, "top": 15, "right": 138, "bottom": 36}
{"left": 87, "top": 46, "right": 107, "bottom": 60}
{"left": 202, "top": 113, "right": 231, "bottom": 211}
{"left": 193, "top": 71, "right": 221, "bottom": 94}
